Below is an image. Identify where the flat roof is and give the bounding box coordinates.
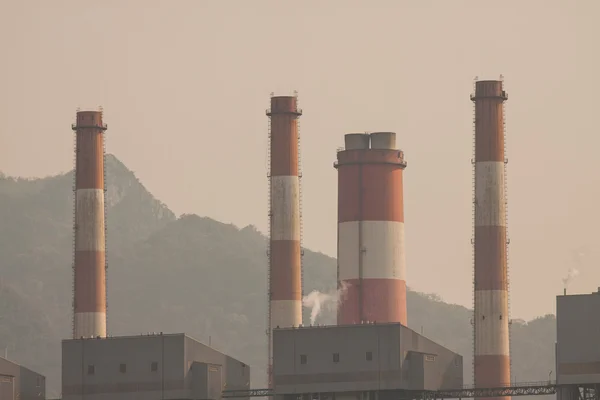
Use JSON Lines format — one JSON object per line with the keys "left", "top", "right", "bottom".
{"left": 61, "top": 332, "right": 241, "bottom": 362}
{"left": 558, "top": 292, "right": 600, "bottom": 298}
{"left": 274, "top": 322, "right": 403, "bottom": 331}
{"left": 62, "top": 332, "right": 188, "bottom": 342}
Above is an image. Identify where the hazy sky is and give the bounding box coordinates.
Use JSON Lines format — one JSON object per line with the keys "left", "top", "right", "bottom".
{"left": 1, "top": 1, "right": 598, "bottom": 320}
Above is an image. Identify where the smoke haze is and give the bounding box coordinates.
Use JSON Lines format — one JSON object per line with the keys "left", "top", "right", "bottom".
{"left": 562, "top": 267, "right": 580, "bottom": 289}
{"left": 302, "top": 282, "right": 350, "bottom": 325}
{"left": 0, "top": 1, "right": 598, "bottom": 320}
{"left": 562, "top": 248, "right": 587, "bottom": 289}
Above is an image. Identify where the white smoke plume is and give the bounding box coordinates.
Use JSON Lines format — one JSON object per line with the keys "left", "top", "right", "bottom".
{"left": 302, "top": 282, "right": 350, "bottom": 325}
{"left": 562, "top": 267, "right": 580, "bottom": 288}
{"left": 562, "top": 248, "right": 587, "bottom": 290}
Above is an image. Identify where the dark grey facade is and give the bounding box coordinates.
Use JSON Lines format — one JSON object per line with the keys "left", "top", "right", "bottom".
{"left": 62, "top": 333, "right": 250, "bottom": 400}
{"left": 556, "top": 291, "right": 600, "bottom": 385}
{"left": 273, "top": 323, "right": 462, "bottom": 396}
{"left": 0, "top": 356, "right": 45, "bottom": 400}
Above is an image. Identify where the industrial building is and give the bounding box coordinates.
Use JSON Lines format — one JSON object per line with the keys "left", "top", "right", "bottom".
{"left": 334, "top": 132, "right": 408, "bottom": 326}
{"left": 61, "top": 333, "right": 250, "bottom": 400}
{"left": 272, "top": 323, "right": 463, "bottom": 399}
{"left": 556, "top": 290, "right": 600, "bottom": 386}
{"left": 555, "top": 290, "right": 600, "bottom": 400}
{"left": 0, "top": 356, "right": 45, "bottom": 400}
{"left": 63, "top": 110, "right": 251, "bottom": 400}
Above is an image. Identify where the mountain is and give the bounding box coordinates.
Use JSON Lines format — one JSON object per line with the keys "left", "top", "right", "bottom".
{"left": 0, "top": 155, "right": 555, "bottom": 397}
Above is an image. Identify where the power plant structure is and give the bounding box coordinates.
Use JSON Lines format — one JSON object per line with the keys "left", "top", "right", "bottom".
{"left": 262, "top": 131, "right": 463, "bottom": 400}
{"left": 224, "top": 81, "right": 599, "bottom": 400}
{"left": 0, "top": 357, "right": 46, "bottom": 400}
{"left": 272, "top": 323, "right": 463, "bottom": 399}
{"left": 334, "top": 132, "right": 407, "bottom": 326}
{"left": 6, "top": 82, "right": 600, "bottom": 400}
{"left": 62, "top": 333, "right": 250, "bottom": 400}
{"left": 556, "top": 290, "right": 600, "bottom": 400}
{"left": 60, "top": 109, "right": 251, "bottom": 400}
{"left": 470, "top": 79, "right": 511, "bottom": 397}
{"left": 266, "top": 94, "right": 304, "bottom": 388}
{"left": 71, "top": 110, "right": 108, "bottom": 339}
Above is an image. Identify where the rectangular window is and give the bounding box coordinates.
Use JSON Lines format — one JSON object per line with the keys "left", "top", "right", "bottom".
{"left": 87, "top": 365, "right": 95, "bottom": 375}
{"left": 425, "top": 355, "right": 435, "bottom": 362}
{"left": 366, "top": 352, "right": 373, "bottom": 361}
{"left": 333, "top": 353, "right": 340, "bottom": 363}
{"left": 151, "top": 362, "right": 158, "bottom": 372}
{"left": 300, "top": 355, "right": 307, "bottom": 365}
{"left": 120, "top": 363, "right": 127, "bottom": 373}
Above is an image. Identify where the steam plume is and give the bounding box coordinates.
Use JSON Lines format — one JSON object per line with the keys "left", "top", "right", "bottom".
{"left": 562, "top": 248, "right": 587, "bottom": 289}
{"left": 562, "top": 267, "right": 580, "bottom": 288}
{"left": 302, "top": 282, "right": 350, "bottom": 325}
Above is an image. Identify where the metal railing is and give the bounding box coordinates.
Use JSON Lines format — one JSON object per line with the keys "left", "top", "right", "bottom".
{"left": 265, "top": 108, "right": 303, "bottom": 116}
{"left": 222, "top": 381, "right": 560, "bottom": 399}
{"left": 71, "top": 123, "right": 108, "bottom": 130}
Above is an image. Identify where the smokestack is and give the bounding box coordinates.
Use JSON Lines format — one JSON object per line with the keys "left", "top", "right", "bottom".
{"left": 72, "top": 110, "right": 108, "bottom": 339}
{"left": 334, "top": 132, "right": 407, "bottom": 325}
{"left": 471, "top": 79, "right": 511, "bottom": 395}
{"left": 266, "top": 95, "right": 303, "bottom": 388}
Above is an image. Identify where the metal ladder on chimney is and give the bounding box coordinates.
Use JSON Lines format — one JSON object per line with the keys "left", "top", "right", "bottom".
{"left": 266, "top": 101, "right": 273, "bottom": 389}
{"left": 295, "top": 92, "right": 305, "bottom": 305}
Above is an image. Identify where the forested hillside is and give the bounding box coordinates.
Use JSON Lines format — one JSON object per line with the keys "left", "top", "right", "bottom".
{"left": 0, "top": 155, "right": 555, "bottom": 397}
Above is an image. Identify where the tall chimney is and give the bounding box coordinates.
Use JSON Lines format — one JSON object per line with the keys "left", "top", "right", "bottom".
{"left": 266, "top": 95, "right": 303, "bottom": 388}
{"left": 471, "top": 79, "right": 511, "bottom": 395}
{"left": 72, "top": 110, "right": 107, "bottom": 339}
{"left": 335, "top": 132, "right": 408, "bottom": 326}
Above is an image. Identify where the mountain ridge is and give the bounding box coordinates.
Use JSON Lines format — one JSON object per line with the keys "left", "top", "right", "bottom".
{"left": 0, "top": 155, "right": 555, "bottom": 397}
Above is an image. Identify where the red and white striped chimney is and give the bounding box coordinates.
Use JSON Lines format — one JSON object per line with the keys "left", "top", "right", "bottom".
{"left": 72, "top": 110, "right": 107, "bottom": 339}
{"left": 335, "top": 132, "right": 408, "bottom": 326}
{"left": 266, "top": 95, "right": 303, "bottom": 387}
{"left": 471, "top": 80, "right": 511, "bottom": 396}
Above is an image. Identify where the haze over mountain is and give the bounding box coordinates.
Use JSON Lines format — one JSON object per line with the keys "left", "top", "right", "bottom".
{"left": 1, "top": 1, "right": 599, "bottom": 322}
{"left": 0, "top": 156, "right": 555, "bottom": 397}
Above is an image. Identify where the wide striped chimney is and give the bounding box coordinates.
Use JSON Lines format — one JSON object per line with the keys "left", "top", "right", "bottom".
{"left": 72, "top": 110, "right": 107, "bottom": 339}
{"left": 266, "top": 95, "right": 303, "bottom": 388}
{"left": 335, "top": 132, "right": 408, "bottom": 326}
{"left": 471, "top": 80, "right": 511, "bottom": 397}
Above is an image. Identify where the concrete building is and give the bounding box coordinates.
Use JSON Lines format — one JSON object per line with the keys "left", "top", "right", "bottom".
{"left": 556, "top": 290, "right": 600, "bottom": 386}
{"left": 272, "top": 323, "right": 462, "bottom": 398}
{"left": 62, "top": 333, "right": 250, "bottom": 400}
{"left": 0, "top": 356, "right": 45, "bottom": 400}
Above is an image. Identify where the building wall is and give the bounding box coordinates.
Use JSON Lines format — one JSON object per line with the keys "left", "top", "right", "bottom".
{"left": 273, "top": 323, "right": 462, "bottom": 395}
{"left": 19, "top": 366, "right": 46, "bottom": 400}
{"left": 556, "top": 293, "right": 600, "bottom": 385}
{"left": 191, "top": 363, "right": 223, "bottom": 400}
{"left": 0, "top": 357, "right": 45, "bottom": 400}
{"left": 399, "top": 333, "right": 462, "bottom": 391}
{"left": 63, "top": 335, "right": 186, "bottom": 400}
{"left": 62, "top": 333, "right": 250, "bottom": 400}
{"left": 184, "top": 336, "right": 250, "bottom": 392}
